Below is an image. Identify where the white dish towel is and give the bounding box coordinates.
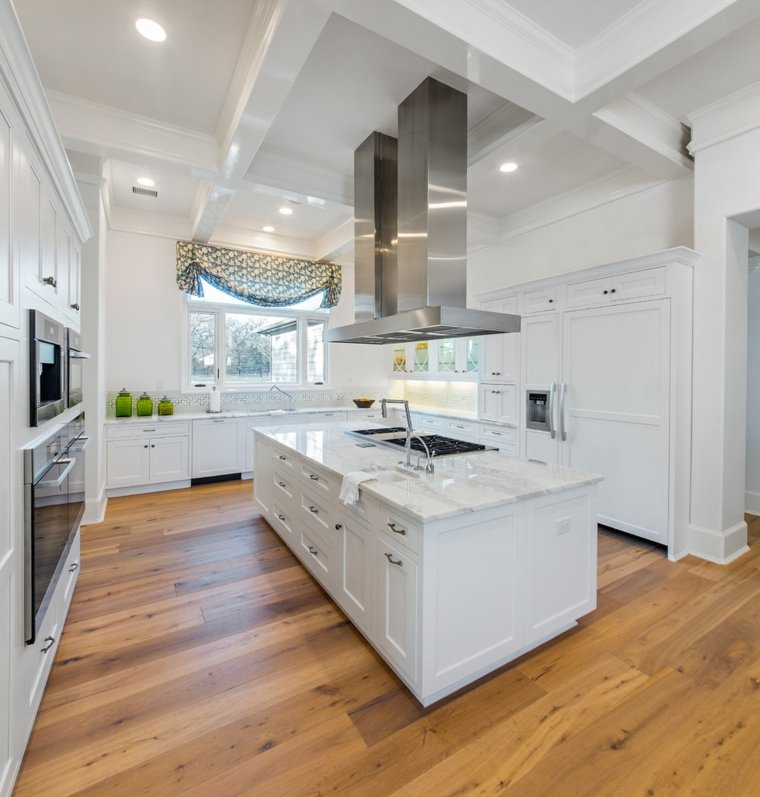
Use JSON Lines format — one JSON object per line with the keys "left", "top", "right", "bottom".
{"left": 340, "top": 471, "right": 378, "bottom": 505}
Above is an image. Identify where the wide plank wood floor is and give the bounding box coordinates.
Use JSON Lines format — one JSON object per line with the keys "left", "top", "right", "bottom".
{"left": 13, "top": 481, "right": 760, "bottom": 796}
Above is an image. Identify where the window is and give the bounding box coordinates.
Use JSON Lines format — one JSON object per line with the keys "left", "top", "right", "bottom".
{"left": 186, "top": 277, "right": 328, "bottom": 388}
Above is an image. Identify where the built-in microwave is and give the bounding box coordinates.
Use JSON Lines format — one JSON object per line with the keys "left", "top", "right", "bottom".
{"left": 29, "top": 310, "right": 66, "bottom": 427}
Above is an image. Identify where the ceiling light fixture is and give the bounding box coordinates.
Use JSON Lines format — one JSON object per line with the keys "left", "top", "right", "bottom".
{"left": 262, "top": 225, "right": 275, "bottom": 233}
{"left": 278, "top": 207, "right": 293, "bottom": 216}
{"left": 135, "top": 18, "right": 167, "bottom": 43}
{"left": 136, "top": 176, "right": 155, "bottom": 187}
{"left": 499, "top": 162, "right": 518, "bottom": 173}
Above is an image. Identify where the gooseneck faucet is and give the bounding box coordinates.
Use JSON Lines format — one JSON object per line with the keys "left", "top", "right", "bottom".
{"left": 269, "top": 383, "right": 295, "bottom": 411}
{"left": 381, "top": 398, "right": 416, "bottom": 468}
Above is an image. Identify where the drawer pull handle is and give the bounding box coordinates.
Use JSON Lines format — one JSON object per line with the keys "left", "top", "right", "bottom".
{"left": 43, "top": 276, "right": 57, "bottom": 287}
{"left": 277, "top": 513, "right": 286, "bottom": 521}
{"left": 308, "top": 506, "right": 319, "bottom": 514}
{"left": 143, "top": 429, "right": 156, "bottom": 432}
{"left": 308, "top": 545, "right": 319, "bottom": 556}
{"left": 454, "top": 425, "right": 464, "bottom": 429}
{"left": 335, "top": 523, "right": 342, "bottom": 530}
{"left": 309, "top": 474, "right": 319, "bottom": 481}
{"left": 384, "top": 553, "right": 403, "bottom": 567}
{"left": 278, "top": 455, "right": 287, "bottom": 460}
{"left": 41, "top": 636, "right": 55, "bottom": 653}
{"left": 69, "top": 562, "right": 79, "bottom": 573}
{"left": 492, "top": 431, "right": 502, "bottom": 436}
{"left": 387, "top": 522, "right": 406, "bottom": 535}
{"left": 277, "top": 480, "right": 287, "bottom": 487}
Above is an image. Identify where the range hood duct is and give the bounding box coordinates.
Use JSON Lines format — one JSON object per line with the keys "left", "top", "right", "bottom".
{"left": 326, "top": 76, "right": 520, "bottom": 345}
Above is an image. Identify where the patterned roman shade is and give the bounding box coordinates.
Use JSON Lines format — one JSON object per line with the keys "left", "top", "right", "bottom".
{"left": 176, "top": 240, "right": 342, "bottom": 308}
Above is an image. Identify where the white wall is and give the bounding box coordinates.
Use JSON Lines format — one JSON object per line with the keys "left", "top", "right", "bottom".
{"left": 105, "top": 231, "right": 386, "bottom": 393}
{"left": 746, "top": 263, "right": 760, "bottom": 513}
{"left": 467, "top": 178, "right": 694, "bottom": 296}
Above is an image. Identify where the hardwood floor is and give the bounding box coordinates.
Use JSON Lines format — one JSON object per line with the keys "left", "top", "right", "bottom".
{"left": 14, "top": 481, "right": 760, "bottom": 796}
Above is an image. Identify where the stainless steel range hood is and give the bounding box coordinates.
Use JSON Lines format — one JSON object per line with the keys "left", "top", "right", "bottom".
{"left": 325, "top": 77, "right": 520, "bottom": 345}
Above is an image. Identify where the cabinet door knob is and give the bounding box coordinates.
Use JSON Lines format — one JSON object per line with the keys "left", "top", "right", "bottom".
{"left": 308, "top": 545, "right": 319, "bottom": 556}
{"left": 548, "top": 298, "right": 554, "bottom": 303}
{"left": 151, "top": 444, "right": 155, "bottom": 448}
{"left": 41, "top": 636, "right": 55, "bottom": 653}
{"left": 144, "top": 444, "right": 148, "bottom": 448}
{"left": 387, "top": 521, "right": 406, "bottom": 535}
{"left": 610, "top": 288, "right": 617, "bottom": 294}
{"left": 603, "top": 289, "right": 608, "bottom": 295}
{"left": 42, "top": 276, "right": 57, "bottom": 288}
{"left": 384, "top": 552, "right": 403, "bottom": 567}
{"left": 335, "top": 523, "right": 342, "bottom": 530}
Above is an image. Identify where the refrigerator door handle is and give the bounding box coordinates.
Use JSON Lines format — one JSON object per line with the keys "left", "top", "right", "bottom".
{"left": 548, "top": 382, "right": 557, "bottom": 439}
{"left": 559, "top": 383, "right": 567, "bottom": 441}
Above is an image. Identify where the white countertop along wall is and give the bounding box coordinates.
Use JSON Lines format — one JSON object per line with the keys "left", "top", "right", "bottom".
{"left": 255, "top": 421, "right": 601, "bottom": 523}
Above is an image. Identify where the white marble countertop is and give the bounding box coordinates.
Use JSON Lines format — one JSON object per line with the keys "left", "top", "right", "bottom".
{"left": 104, "top": 406, "right": 377, "bottom": 425}
{"left": 255, "top": 421, "right": 602, "bottom": 523}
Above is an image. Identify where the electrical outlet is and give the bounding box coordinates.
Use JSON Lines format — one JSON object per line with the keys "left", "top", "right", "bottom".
{"left": 556, "top": 516, "right": 571, "bottom": 534}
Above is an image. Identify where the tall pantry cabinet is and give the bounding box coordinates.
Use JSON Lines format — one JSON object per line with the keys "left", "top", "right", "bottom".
{"left": 0, "top": 5, "right": 92, "bottom": 796}
{"left": 479, "top": 248, "right": 698, "bottom": 559}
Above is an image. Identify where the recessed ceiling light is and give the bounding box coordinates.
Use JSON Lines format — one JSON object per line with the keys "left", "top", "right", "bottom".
{"left": 278, "top": 207, "right": 293, "bottom": 216}
{"left": 499, "top": 162, "right": 518, "bottom": 173}
{"left": 262, "top": 225, "right": 275, "bottom": 233}
{"left": 135, "top": 18, "right": 166, "bottom": 43}
{"left": 136, "top": 176, "right": 155, "bottom": 187}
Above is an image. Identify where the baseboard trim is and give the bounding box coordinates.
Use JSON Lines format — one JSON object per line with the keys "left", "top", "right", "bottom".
{"left": 81, "top": 489, "right": 107, "bottom": 525}
{"left": 745, "top": 490, "right": 760, "bottom": 516}
{"left": 106, "top": 479, "right": 191, "bottom": 498}
{"left": 687, "top": 520, "right": 749, "bottom": 564}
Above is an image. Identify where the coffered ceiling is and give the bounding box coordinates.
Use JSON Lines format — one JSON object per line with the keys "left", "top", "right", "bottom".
{"left": 12, "top": 0, "right": 760, "bottom": 261}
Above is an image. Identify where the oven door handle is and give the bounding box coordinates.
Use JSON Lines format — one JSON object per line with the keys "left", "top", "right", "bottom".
{"left": 68, "top": 351, "right": 91, "bottom": 360}
{"left": 68, "top": 435, "right": 91, "bottom": 453}
{"left": 38, "top": 458, "right": 75, "bottom": 489}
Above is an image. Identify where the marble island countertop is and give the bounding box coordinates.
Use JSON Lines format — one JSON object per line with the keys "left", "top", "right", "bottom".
{"left": 255, "top": 421, "right": 602, "bottom": 523}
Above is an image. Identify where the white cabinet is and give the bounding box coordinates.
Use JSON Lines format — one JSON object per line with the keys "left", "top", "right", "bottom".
{"left": 480, "top": 297, "right": 519, "bottom": 383}
{"left": 18, "top": 136, "right": 43, "bottom": 300}
{"left": 192, "top": 418, "right": 241, "bottom": 478}
{"left": 0, "top": 87, "right": 16, "bottom": 331}
{"left": 253, "top": 434, "right": 273, "bottom": 515}
{"left": 375, "top": 536, "right": 418, "bottom": 684}
{"left": 106, "top": 423, "right": 190, "bottom": 489}
{"left": 566, "top": 267, "right": 665, "bottom": 309}
{"left": 335, "top": 509, "right": 373, "bottom": 633}
{"left": 392, "top": 338, "right": 480, "bottom": 380}
{"left": 478, "top": 384, "right": 516, "bottom": 425}
{"left": 519, "top": 285, "right": 563, "bottom": 314}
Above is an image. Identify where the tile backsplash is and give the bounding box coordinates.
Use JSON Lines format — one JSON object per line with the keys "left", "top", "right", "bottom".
{"left": 106, "top": 385, "right": 387, "bottom": 413}
{"left": 388, "top": 379, "right": 478, "bottom": 413}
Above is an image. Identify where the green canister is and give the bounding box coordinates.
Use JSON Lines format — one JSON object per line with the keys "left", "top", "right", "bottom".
{"left": 136, "top": 392, "right": 154, "bottom": 417}
{"left": 115, "top": 388, "right": 132, "bottom": 417}
{"left": 158, "top": 396, "right": 174, "bottom": 416}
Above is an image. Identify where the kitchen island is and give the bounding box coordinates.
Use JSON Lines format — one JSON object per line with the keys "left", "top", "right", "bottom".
{"left": 253, "top": 421, "right": 602, "bottom": 706}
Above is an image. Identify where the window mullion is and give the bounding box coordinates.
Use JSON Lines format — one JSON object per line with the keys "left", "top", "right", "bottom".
{"left": 216, "top": 309, "right": 225, "bottom": 388}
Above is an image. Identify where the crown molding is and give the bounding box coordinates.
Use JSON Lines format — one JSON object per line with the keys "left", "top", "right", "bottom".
{"left": 468, "top": 104, "right": 543, "bottom": 166}
{"left": 0, "top": 0, "right": 91, "bottom": 240}
{"left": 497, "top": 165, "right": 676, "bottom": 241}
{"left": 210, "top": 222, "right": 317, "bottom": 259}
{"left": 686, "top": 80, "right": 760, "bottom": 154}
{"left": 593, "top": 91, "right": 692, "bottom": 170}
{"left": 392, "top": 0, "right": 574, "bottom": 99}
{"left": 46, "top": 90, "right": 218, "bottom": 175}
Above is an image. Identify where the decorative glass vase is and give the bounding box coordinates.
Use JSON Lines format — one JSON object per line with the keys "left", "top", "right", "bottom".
{"left": 115, "top": 388, "right": 132, "bottom": 417}
{"left": 136, "top": 392, "right": 154, "bottom": 417}
{"left": 158, "top": 396, "right": 174, "bottom": 416}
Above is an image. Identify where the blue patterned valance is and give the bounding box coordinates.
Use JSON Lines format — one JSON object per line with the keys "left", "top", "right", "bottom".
{"left": 176, "top": 241, "right": 342, "bottom": 309}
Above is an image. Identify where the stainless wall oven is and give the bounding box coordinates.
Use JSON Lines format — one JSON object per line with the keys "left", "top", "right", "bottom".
{"left": 23, "top": 413, "right": 88, "bottom": 644}
{"left": 66, "top": 327, "right": 89, "bottom": 408}
{"left": 29, "top": 310, "right": 66, "bottom": 427}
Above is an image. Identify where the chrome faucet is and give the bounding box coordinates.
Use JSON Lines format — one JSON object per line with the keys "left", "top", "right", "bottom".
{"left": 381, "top": 398, "right": 417, "bottom": 468}
{"left": 410, "top": 434, "right": 435, "bottom": 474}
{"left": 269, "top": 384, "right": 295, "bottom": 411}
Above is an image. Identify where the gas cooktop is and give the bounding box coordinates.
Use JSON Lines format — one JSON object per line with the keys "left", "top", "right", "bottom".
{"left": 348, "top": 428, "right": 490, "bottom": 457}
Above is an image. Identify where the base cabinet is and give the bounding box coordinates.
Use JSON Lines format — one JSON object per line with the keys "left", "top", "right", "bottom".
{"left": 106, "top": 423, "right": 190, "bottom": 490}
{"left": 254, "top": 430, "right": 597, "bottom": 706}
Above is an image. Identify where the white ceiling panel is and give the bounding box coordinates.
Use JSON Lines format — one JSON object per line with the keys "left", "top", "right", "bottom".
{"left": 109, "top": 160, "right": 200, "bottom": 217}
{"left": 14, "top": 0, "right": 255, "bottom": 134}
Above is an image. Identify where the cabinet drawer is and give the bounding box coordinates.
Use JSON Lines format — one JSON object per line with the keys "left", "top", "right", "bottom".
{"left": 566, "top": 276, "right": 609, "bottom": 308}
{"left": 519, "top": 286, "right": 562, "bottom": 314}
{"left": 271, "top": 444, "right": 296, "bottom": 470}
{"left": 299, "top": 487, "right": 333, "bottom": 544}
{"left": 612, "top": 267, "right": 666, "bottom": 302}
{"left": 414, "top": 414, "right": 445, "bottom": 433}
{"left": 270, "top": 500, "right": 298, "bottom": 544}
{"left": 479, "top": 425, "right": 517, "bottom": 446}
{"left": 378, "top": 507, "right": 422, "bottom": 557}
{"left": 307, "top": 411, "right": 346, "bottom": 421}
{"left": 273, "top": 469, "right": 296, "bottom": 501}
{"left": 107, "top": 421, "right": 190, "bottom": 439}
{"left": 299, "top": 529, "right": 333, "bottom": 587}
{"left": 62, "top": 532, "right": 81, "bottom": 606}
{"left": 446, "top": 419, "right": 479, "bottom": 442}
{"left": 300, "top": 461, "right": 334, "bottom": 496}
